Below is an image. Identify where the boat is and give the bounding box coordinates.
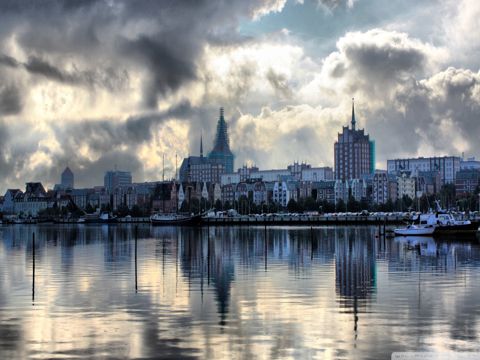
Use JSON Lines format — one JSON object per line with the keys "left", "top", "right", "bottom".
{"left": 77, "top": 218, "right": 86, "bottom": 224}
{"left": 98, "top": 212, "right": 118, "bottom": 224}
{"left": 150, "top": 213, "right": 202, "bottom": 226}
{"left": 417, "top": 201, "right": 477, "bottom": 235}
{"left": 394, "top": 224, "right": 436, "bottom": 236}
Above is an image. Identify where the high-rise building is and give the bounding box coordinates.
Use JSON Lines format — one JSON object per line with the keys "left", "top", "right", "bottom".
{"left": 208, "top": 107, "right": 235, "bottom": 173}
{"left": 104, "top": 170, "right": 132, "bottom": 192}
{"left": 334, "top": 99, "right": 375, "bottom": 181}
{"left": 61, "top": 167, "right": 74, "bottom": 189}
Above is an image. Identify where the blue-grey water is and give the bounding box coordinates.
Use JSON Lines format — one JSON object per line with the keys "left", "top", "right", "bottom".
{"left": 1, "top": 225, "right": 480, "bottom": 359}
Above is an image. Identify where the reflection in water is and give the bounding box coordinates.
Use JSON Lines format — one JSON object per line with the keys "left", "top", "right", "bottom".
{"left": 0, "top": 225, "right": 480, "bottom": 359}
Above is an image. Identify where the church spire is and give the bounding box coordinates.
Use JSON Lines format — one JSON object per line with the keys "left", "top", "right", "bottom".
{"left": 351, "top": 97, "right": 356, "bottom": 130}
{"left": 200, "top": 132, "right": 203, "bottom": 158}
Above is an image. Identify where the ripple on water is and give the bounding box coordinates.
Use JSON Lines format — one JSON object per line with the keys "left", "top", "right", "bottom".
{"left": 1, "top": 225, "right": 480, "bottom": 359}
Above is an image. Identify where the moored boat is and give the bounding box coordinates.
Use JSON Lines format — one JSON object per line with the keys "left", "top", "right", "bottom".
{"left": 98, "top": 212, "right": 118, "bottom": 224}
{"left": 394, "top": 224, "right": 436, "bottom": 236}
{"left": 150, "top": 213, "right": 201, "bottom": 226}
{"left": 418, "top": 201, "right": 477, "bottom": 236}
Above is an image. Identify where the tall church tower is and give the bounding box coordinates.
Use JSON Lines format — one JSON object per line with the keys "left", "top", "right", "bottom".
{"left": 208, "top": 107, "right": 235, "bottom": 173}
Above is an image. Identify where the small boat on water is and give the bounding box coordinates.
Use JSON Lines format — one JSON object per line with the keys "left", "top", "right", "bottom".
{"left": 396, "top": 201, "right": 478, "bottom": 237}
{"left": 150, "top": 213, "right": 201, "bottom": 226}
{"left": 98, "top": 212, "right": 118, "bottom": 224}
{"left": 394, "top": 224, "right": 436, "bottom": 236}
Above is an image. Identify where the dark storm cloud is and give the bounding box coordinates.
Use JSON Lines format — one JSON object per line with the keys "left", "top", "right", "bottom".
{"left": 52, "top": 100, "right": 194, "bottom": 153}
{"left": 331, "top": 29, "right": 431, "bottom": 99}
{"left": 0, "top": 84, "right": 22, "bottom": 115}
{"left": 24, "top": 56, "right": 69, "bottom": 83}
{"left": 0, "top": 53, "right": 129, "bottom": 91}
{"left": 0, "top": 0, "right": 284, "bottom": 108}
{"left": 119, "top": 36, "right": 197, "bottom": 108}
{"left": 0, "top": 54, "right": 19, "bottom": 67}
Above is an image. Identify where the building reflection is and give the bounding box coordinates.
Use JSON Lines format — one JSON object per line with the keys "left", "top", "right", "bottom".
{"left": 334, "top": 227, "right": 377, "bottom": 303}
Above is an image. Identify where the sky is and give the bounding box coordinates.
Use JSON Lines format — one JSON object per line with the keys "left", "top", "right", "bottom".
{"left": 0, "top": 0, "right": 480, "bottom": 192}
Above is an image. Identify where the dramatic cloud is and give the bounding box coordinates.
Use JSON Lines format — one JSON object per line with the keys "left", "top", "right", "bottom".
{"left": 0, "top": 0, "right": 479, "bottom": 191}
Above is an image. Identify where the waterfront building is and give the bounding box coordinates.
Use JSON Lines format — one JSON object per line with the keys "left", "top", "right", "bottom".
{"left": 349, "top": 178, "right": 367, "bottom": 202}
{"left": 208, "top": 107, "right": 235, "bottom": 173}
{"left": 316, "top": 181, "right": 336, "bottom": 204}
{"left": 2, "top": 189, "right": 22, "bottom": 214}
{"left": 221, "top": 183, "right": 236, "bottom": 205}
{"left": 151, "top": 182, "right": 178, "bottom": 213}
{"left": 272, "top": 181, "right": 297, "bottom": 207}
{"left": 14, "top": 182, "right": 49, "bottom": 217}
{"left": 334, "top": 99, "right": 375, "bottom": 181}
{"left": 104, "top": 170, "right": 132, "bottom": 192}
{"left": 180, "top": 132, "right": 226, "bottom": 183}
{"left": 71, "top": 188, "right": 94, "bottom": 210}
{"left": 387, "top": 156, "right": 460, "bottom": 185}
{"left": 455, "top": 169, "right": 480, "bottom": 196}
{"left": 235, "top": 182, "right": 251, "bottom": 201}
{"left": 373, "top": 172, "right": 398, "bottom": 204}
{"left": 416, "top": 171, "right": 441, "bottom": 195}
{"left": 61, "top": 167, "right": 74, "bottom": 189}
{"left": 397, "top": 172, "right": 416, "bottom": 200}
{"left": 334, "top": 180, "right": 349, "bottom": 204}
{"left": 253, "top": 181, "right": 267, "bottom": 205}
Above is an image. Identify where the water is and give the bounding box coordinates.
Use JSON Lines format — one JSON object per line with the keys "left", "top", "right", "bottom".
{"left": 1, "top": 225, "right": 480, "bottom": 359}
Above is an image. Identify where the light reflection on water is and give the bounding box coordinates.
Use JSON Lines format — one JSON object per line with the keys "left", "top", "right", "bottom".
{"left": 0, "top": 225, "right": 479, "bottom": 359}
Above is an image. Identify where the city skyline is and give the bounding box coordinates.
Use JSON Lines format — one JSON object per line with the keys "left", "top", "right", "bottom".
{"left": 0, "top": 1, "right": 480, "bottom": 192}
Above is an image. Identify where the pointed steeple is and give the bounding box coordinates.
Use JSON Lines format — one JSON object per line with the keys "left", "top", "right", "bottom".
{"left": 200, "top": 132, "right": 203, "bottom": 158}
{"left": 209, "top": 107, "right": 235, "bottom": 173}
{"left": 211, "top": 107, "right": 231, "bottom": 153}
{"left": 351, "top": 97, "right": 356, "bottom": 130}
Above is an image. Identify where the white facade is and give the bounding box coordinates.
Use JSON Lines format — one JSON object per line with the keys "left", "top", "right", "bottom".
{"left": 213, "top": 183, "right": 222, "bottom": 202}
{"left": 273, "top": 181, "right": 291, "bottom": 207}
{"left": 349, "top": 179, "right": 367, "bottom": 201}
{"left": 334, "top": 180, "right": 348, "bottom": 204}
{"left": 201, "top": 182, "right": 208, "bottom": 199}
{"left": 15, "top": 199, "right": 49, "bottom": 217}
{"left": 397, "top": 173, "right": 416, "bottom": 199}
{"left": 178, "top": 184, "right": 185, "bottom": 209}
{"left": 387, "top": 156, "right": 461, "bottom": 184}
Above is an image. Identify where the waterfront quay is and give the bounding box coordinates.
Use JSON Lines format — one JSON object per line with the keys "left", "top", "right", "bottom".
{"left": 202, "top": 213, "right": 407, "bottom": 225}
{"left": 40, "top": 213, "right": 409, "bottom": 225}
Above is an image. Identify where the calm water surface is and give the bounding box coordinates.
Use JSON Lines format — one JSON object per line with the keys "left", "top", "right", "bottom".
{"left": 1, "top": 225, "right": 480, "bottom": 359}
